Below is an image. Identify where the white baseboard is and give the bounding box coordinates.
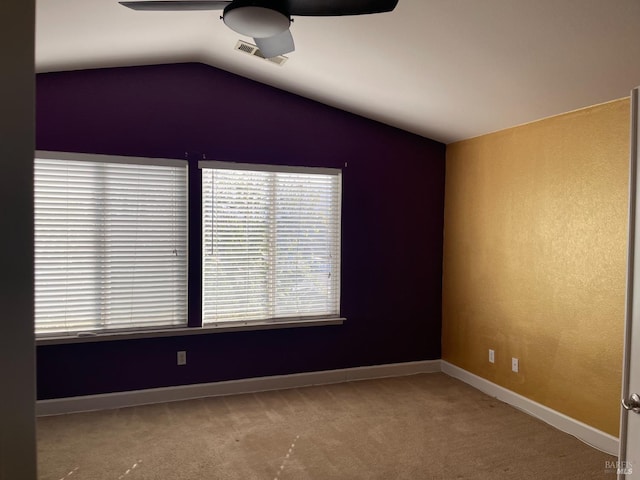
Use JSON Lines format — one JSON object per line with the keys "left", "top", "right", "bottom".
{"left": 36, "top": 360, "right": 441, "bottom": 417}
{"left": 441, "top": 360, "right": 619, "bottom": 456}
{"left": 36, "top": 358, "right": 620, "bottom": 456}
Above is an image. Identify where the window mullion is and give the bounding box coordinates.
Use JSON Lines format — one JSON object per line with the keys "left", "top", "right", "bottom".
{"left": 268, "top": 173, "right": 277, "bottom": 319}
{"left": 99, "top": 161, "right": 108, "bottom": 331}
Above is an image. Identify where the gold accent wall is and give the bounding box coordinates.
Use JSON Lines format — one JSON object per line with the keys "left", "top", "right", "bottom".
{"left": 442, "top": 99, "right": 630, "bottom": 436}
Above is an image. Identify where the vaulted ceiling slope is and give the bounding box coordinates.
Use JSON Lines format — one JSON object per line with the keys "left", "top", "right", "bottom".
{"left": 36, "top": 0, "right": 640, "bottom": 143}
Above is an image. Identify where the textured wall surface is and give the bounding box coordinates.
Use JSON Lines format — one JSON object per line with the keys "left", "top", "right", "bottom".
{"left": 36, "top": 63, "right": 445, "bottom": 399}
{"left": 442, "top": 99, "right": 630, "bottom": 436}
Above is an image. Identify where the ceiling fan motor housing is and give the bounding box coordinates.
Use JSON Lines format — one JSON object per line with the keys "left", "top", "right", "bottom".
{"left": 223, "top": 0, "right": 290, "bottom": 38}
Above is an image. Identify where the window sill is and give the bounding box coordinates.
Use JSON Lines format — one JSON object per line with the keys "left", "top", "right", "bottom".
{"left": 36, "top": 317, "right": 345, "bottom": 346}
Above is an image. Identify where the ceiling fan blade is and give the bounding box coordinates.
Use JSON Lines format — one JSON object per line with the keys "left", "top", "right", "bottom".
{"left": 254, "top": 30, "right": 295, "bottom": 58}
{"left": 119, "top": 1, "right": 230, "bottom": 11}
{"left": 288, "top": 0, "right": 398, "bottom": 16}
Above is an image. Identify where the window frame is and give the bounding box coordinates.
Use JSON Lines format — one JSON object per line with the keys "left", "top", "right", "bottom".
{"left": 34, "top": 151, "right": 190, "bottom": 339}
{"left": 199, "top": 160, "right": 343, "bottom": 327}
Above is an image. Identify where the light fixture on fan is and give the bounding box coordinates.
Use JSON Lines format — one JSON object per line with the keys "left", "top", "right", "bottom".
{"left": 222, "top": 1, "right": 290, "bottom": 38}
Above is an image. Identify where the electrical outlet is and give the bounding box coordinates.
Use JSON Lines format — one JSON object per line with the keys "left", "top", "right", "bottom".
{"left": 177, "top": 350, "right": 187, "bottom": 366}
{"left": 488, "top": 349, "right": 495, "bottom": 364}
{"left": 511, "top": 357, "right": 519, "bottom": 373}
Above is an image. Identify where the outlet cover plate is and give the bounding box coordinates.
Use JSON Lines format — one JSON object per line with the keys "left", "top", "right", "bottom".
{"left": 177, "top": 351, "right": 187, "bottom": 366}
{"left": 511, "top": 357, "right": 519, "bottom": 373}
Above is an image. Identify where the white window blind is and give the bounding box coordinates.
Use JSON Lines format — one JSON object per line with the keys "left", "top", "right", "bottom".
{"left": 201, "top": 162, "right": 341, "bottom": 325}
{"left": 34, "top": 153, "right": 188, "bottom": 337}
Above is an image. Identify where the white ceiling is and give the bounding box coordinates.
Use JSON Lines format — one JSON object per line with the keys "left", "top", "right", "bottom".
{"left": 36, "top": 0, "right": 640, "bottom": 144}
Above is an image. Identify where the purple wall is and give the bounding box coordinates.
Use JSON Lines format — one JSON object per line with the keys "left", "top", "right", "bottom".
{"left": 35, "top": 62, "right": 445, "bottom": 399}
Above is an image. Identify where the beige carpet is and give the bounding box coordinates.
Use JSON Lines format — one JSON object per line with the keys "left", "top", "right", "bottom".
{"left": 37, "top": 373, "right": 615, "bottom": 479}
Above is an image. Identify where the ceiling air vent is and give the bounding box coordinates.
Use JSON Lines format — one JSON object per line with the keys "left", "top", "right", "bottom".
{"left": 235, "top": 40, "right": 288, "bottom": 66}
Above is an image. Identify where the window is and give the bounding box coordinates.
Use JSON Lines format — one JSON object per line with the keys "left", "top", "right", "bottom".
{"left": 200, "top": 161, "right": 342, "bottom": 326}
{"left": 34, "top": 152, "right": 342, "bottom": 340}
{"left": 34, "top": 152, "right": 188, "bottom": 337}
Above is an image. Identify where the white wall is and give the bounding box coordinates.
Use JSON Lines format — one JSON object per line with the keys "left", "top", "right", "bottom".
{"left": 0, "top": 0, "right": 37, "bottom": 478}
